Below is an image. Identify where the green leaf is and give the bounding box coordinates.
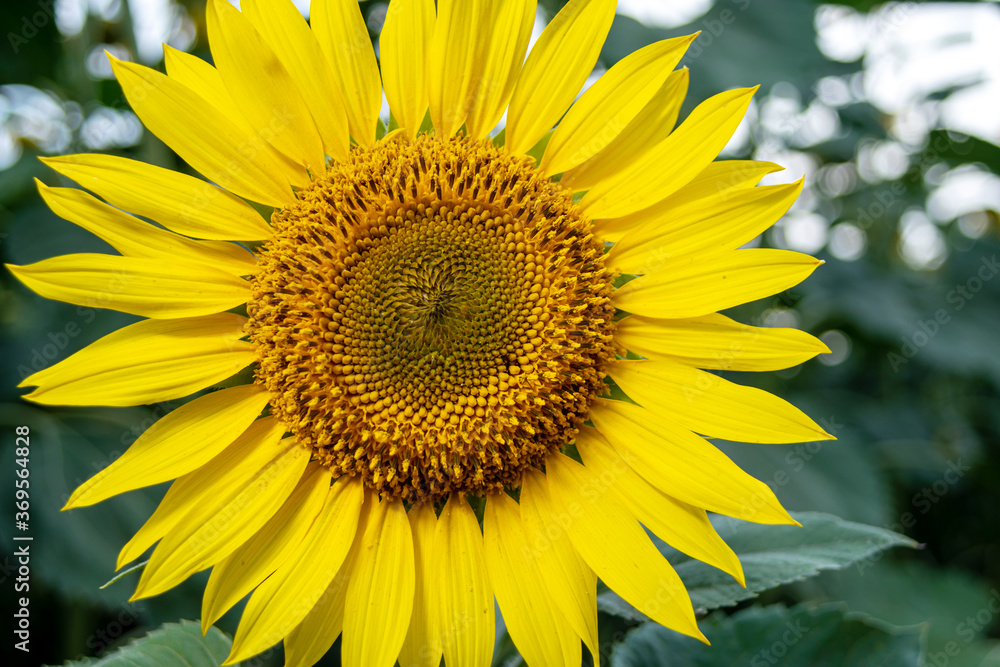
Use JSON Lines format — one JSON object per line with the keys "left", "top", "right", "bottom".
{"left": 717, "top": 422, "right": 894, "bottom": 526}
{"left": 610, "top": 603, "right": 926, "bottom": 667}
{"left": 808, "top": 560, "right": 1000, "bottom": 667}
{"left": 525, "top": 129, "right": 554, "bottom": 166}
{"left": 598, "top": 512, "right": 917, "bottom": 621}
{"left": 922, "top": 129, "right": 1000, "bottom": 173}
{"left": 386, "top": 112, "right": 401, "bottom": 134}
{"left": 54, "top": 620, "right": 235, "bottom": 667}
{"left": 491, "top": 127, "right": 506, "bottom": 148}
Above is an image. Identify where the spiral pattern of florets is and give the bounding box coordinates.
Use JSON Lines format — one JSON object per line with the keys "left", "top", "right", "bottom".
{"left": 247, "top": 134, "right": 616, "bottom": 502}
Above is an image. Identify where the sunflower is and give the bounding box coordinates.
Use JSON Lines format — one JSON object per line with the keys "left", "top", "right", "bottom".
{"left": 9, "top": 0, "right": 833, "bottom": 664}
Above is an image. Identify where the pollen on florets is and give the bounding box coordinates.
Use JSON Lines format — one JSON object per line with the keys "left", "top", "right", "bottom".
{"left": 246, "top": 133, "right": 616, "bottom": 503}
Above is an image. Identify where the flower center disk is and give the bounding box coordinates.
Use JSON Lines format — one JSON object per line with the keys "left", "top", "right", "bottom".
{"left": 247, "top": 134, "right": 616, "bottom": 503}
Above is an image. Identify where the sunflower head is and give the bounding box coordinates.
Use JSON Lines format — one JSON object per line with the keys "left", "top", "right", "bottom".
{"left": 9, "top": 0, "right": 834, "bottom": 665}
{"left": 248, "top": 133, "right": 617, "bottom": 503}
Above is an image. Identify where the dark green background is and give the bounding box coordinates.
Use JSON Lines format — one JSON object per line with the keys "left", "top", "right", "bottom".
{"left": 0, "top": 0, "right": 997, "bottom": 665}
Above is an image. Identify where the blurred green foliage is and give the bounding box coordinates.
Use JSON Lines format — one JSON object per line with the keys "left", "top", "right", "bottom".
{"left": 1, "top": 0, "right": 998, "bottom": 665}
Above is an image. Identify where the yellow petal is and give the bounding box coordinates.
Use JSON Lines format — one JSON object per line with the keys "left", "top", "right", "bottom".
{"left": 608, "top": 180, "right": 804, "bottom": 275}
{"left": 134, "top": 437, "right": 310, "bottom": 599}
{"left": 380, "top": 0, "right": 436, "bottom": 141}
{"left": 465, "top": 0, "right": 537, "bottom": 139}
{"left": 311, "top": 0, "right": 383, "bottom": 146}
{"left": 242, "top": 0, "right": 351, "bottom": 162}
{"left": 575, "top": 426, "right": 743, "bottom": 585}
{"left": 279, "top": 497, "right": 372, "bottom": 667}
{"left": 615, "top": 312, "right": 830, "bottom": 371}
{"left": 519, "top": 469, "right": 600, "bottom": 664}
{"left": 505, "top": 0, "right": 617, "bottom": 157}
{"left": 609, "top": 359, "right": 834, "bottom": 444}
{"left": 283, "top": 565, "right": 350, "bottom": 667}
{"left": 582, "top": 86, "right": 757, "bottom": 219}
{"left": 545, "top": 452, "right": 706, "bottom": 641}
{"left": 484, "top": 491, "right": 582, "bottom": 667}
{"left": 543, "top": 34, "right": 696, "bottom": 176}
{"left": 589, "top": 399, "right": 796, "bottom": 525}
{"left": 593, "top": 159, "right": 782, "bottom": 241}
{"left": 8, "top": 253, "right": 249, "bottom": 320}
{"left": 398, "top": 502, "right": 442, "bottom": 667}
{"left": 19, "top": 314, "right": 253, "bottom": 407}
{"left": 39, "top": 153, "right": 272, "bottom": 241}
{"left": 206, "top": 0, "right": 324, "bottom": 173}
{"left": 116, "top": 417, "right": 285, "bottom": 569}
{"left": 64, "top": 385, "right": 270, "bottom": 509}
{"left": 109, "top": 57, "right": 296, "bottom": 207}
{"left": 613, "top": 249, "right": 823, "bottom": 320}
{"left": 505, "top": 0, "right": 617, "bottom": 156}
{"left": 161, "top": 43, "right": 312, "bottom": 193}
{"left": 162, "top": 45, "right": 245, "bottom": 127}
{"left": 437, "top": 495, "right": 494, "bottom": 667}
{"left": 343, "top": 493, "right": 415, "bottom": 667}
{"left": 279, "top": 499, "right": 372, "bottom": 667}
{"left": 426, "top": 0, "right": 491, "bottom": 137}
{"left": 663, "top": 160, "right": 783, "bottom": 206}
{"left": 562, "top": 67, "right": 689, "bottom": 194}
{"left": 227, "top": 476, "right": 364, "bottom": 664}
{"left": 37, "top": 182, "right": 257, "bottom": 276}
{"left": 202, "top": 464, "right": 330, "bottom": 632}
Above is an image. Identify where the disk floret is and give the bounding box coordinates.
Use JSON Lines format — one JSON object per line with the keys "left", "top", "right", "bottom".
{"left": 247, "top": 134, "right": 616, "bottom": 502}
